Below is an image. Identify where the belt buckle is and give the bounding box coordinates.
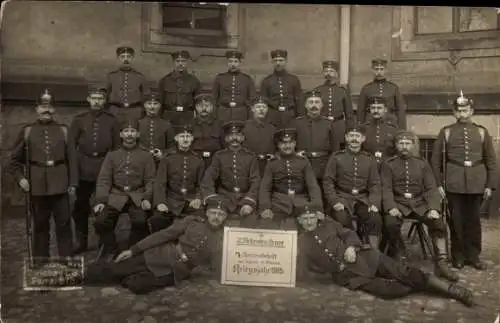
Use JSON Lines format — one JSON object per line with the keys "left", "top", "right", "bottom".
{"left": 180, "top": 253, "right": 188, "bottom": 262}
{"left": 46, "top": 160, "right": 55, "bottom": 166}
{"left": 92, "top": 152, "right": 98, "bottom": 157}
{"left": 229, "top": 101, "right": 236, "bottom": 107}
{"left": 404, "top": 193, "right": 413, "bottom": 199}
{"left": 287, "top": 189, "right": 295, "bottom": 196}
{"left": 278, "top": 106, "right": 286, "bottom": 112}
{"left": 327, "top": 116, "right": 334, "bottom": 121}
{"left": 258, "top": 154, "right": 265, "bottom": 160}
{"left": 374, "top": 151, "right": 382, "bottom": 159}
{"left": 202, "top": 151, "right": 211, "bottom": 158}
{"left": 311, "top": 152, "right": 318, "bottom": 157}
{"left": 124, "top": 102, "right": 129, "bottom": 108}
{"left": 176, "top": 106, "right": 184, "bottom": 112}
{"left": 351, "top": 189, "right": 359, "bottom": 195}
{"left": 234, "top": 187, "right": 240, "bottom": 193}
{"left": 123, "top": 186, "right": 131, "bottom": 192}
{"left": 180, "top": 188, "right": 187, "bottom": 194}
{"left": 464, "top": 161, "right": 472, "bottom": 167}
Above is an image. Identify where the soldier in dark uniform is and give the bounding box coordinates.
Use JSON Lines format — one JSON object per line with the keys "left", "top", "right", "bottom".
{"left": 431, "top": 92, "right": 496, "bottom": 270}
{"left": 260, "top": 49, "right": 303, "bottom": 129}
{"left": 149, "top": 124, "right": 205, "bottom": 232}
{"left": 68, "top": 85, "right": 121, "bottom": 254}
{"left": 138, "top": 88, "right": 175, "bottom": 164}
{"left": 292, "top": 90, "right": 340, "bottom": 183}
{"left": 362, "top": 96, "right": 399, "bottom": 163}
{"left": 93, "top": 120, "right": 156, "bottom": 260}
{"left": 358, "top": 58, "right": 406, "bottom": 129}
{"left": 159, "top": 51, "right": 201, "bottom": 126}
{"left": 381, "top": 130, "right": 458, "bottom": 282}
{"left": 259, "top": 128, "right": 323, "bottom": 230}
{"left": 190, "top": 93, "right": 224, "bottom": 171}
{"left": 242, "top": 96, "right": 276, "bottom": 176}
{"left": 10, "top": 89, "right": 77, "bottom": 264}
{"left": 323, "top": 124, "right": 382, "bottom": 249}
{"left": 212, "top": 50, "right": 256, "bottom": 124}
{"left": 80, "top": 199, "right": 228, "bottom": 295}
{"left": 201, "top": 121, "right": 260, "bottom": 227}
{"left": 106, "top": 46, "right": 150, "bottom": 125}
{"left": 313, "top": 60, "right": 354, "bottom": 149}
{"left": 296, "top": 208, "right": 474, "bottom": 307}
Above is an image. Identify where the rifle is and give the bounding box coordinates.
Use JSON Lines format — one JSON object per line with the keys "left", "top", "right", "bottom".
{"left": 23, "top": 131, "right": 35, "bottom": 268}
{"left": 440, "top": 133, "right": 452, "bottom": 259}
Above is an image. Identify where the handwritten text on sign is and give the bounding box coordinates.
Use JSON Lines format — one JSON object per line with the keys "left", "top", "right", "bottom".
{"left": 221, "top": 227, "right": 298, "bottom": 288}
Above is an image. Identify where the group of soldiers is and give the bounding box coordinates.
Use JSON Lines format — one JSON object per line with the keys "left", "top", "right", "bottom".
{"left": 9, "top": 45, "right": 496, "bottom": 307}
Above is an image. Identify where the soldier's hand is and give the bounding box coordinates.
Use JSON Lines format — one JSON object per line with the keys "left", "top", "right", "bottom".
{"left": 157, "top": 203, "right": 169, "bottom": 213}
{"left": 296, "top": 150, "right": 307, "bottom": 158}
{"left": 427, "top": 209, "right": 440, "bottom": 219}
{"left": 261, "top": 209, "right": 274, "bottom": 219}
{"left": 93, "top": 203, "right": 105, "bottom": 214}
{"left": 154, "top": 151, "right": 163, "bottom": 159}
{"left": 388, "top": 208, "right": 402, "bottom": 218}
{"left": 67, "top": 186, "right": 76, "bottom": 195}
{"left": 114, "top": 250, "right": 133, "bottom": 263}
{"left": 189, "top": 199, "right": 202, "bottom": 209}
{"left": 333, "top": 203, "right": 345, "bottom": 211}
{"left": 483, "top": 188, "right": 493, "bottom": 200}
{"left": 343, "top": 246, "right": 357, "bottom": 263}
{"left": 141, "top": 200, "right": 152, "bottom": 210}
{"left": 437, "top": 186, "right": 446, "bottom": 199}
{"left": 368, "top": 205, "right": 379, "bottom": 213}
{"left": 240, "top": 205, "right": 253, "bottom": 217}
{"left": 19, "top": 178, "right": 30, "bottom": 192}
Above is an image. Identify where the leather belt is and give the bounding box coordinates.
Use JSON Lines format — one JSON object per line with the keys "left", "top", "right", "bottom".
{"left": 257, "top": 154, "right": 273, "bottom": 160}
{"left": 338, "top": 187, "right": 368, "bottom": 195}
{"left": 112, "top": 185, "right": 144, "bottom": 193}
{"left": 30, "top": 160, "right": 65, "bottom": 167}
{"left": 306, "top": 151, "right": 329, "bottom": 158}
{"left": 81, "top": 151, "right": 107, "bottom": 158}
{"left": 395, "top": 192, "right": 420, "bottom": 199}
{"left": 448, "top": 160, "right": 483, "bottom": 167}
{"left": 198, "top": 151, "right": 212, "bottom": 158}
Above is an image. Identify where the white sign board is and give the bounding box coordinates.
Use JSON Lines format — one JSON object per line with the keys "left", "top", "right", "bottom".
{"left": 221, "top": 227, "right": 298, "bottom": 288}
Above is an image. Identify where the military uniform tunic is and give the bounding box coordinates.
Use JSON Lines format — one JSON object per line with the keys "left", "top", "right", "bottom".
{"left": 212, "top": 71, "right": 256, "bottom": 123}
{"left": 291, "top": 115, "right": 340, "bottom": 179}
{"left": 107, "top": 67, "right": 150, "bottom": 124}
{"left": 313, "top": 82, "right": 354, "bottom": 143}
{"left": 190, "top": 116, "right": 225, "bottom": 169}
{"left": 138, "top": 116, "right": 176, "bottom": 156}
{"left": 242, "top": 119, "right": 276, "bottom": 176}
{"left": 358, "top": 79, "right": 406, "bottom": 129}
{"left": 154, "top": 149, "right": 205, "bottom": 216}
{"left": 201, "top": 148, "right": 260, "bottom": 213}
{"left": 260, "top": 70, "right": 303, "bottom": 129}
{"left": 159, "top": 71, "right": 201, "bottom": 125}
{"left": 323, "top": 150, "right": 381, "bottom": 216}
{"left": 259, "top": 154, "right": 322, "bottom": 217}
{"left": 362, "top": 118, "right": 399, "bottom": 162}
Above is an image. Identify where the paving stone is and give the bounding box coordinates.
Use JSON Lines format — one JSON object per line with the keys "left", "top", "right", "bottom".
{"left": 140, "top": 316, "right": 157, "bottom": 323}
{"left": 100, "top": 287, "right": 120, "bottom": 297}
{"left": 259, "top": 302, "right": 272, "bottom": 312}
{"left": 150, "top": 306, "right": 170, "bottom": 314}
{"left": 132, "top": 301, "right": 148, "bottom": 312}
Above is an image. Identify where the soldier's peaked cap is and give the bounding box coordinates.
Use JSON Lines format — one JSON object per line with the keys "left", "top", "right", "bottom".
{"left": 345, "top": 123, "right": 366, "bottom": 135}
{"left": 226, "top": 50, "right": 243, "bottom": 59}
{"left": 206, "top": 199, "right": 229, "bottom": 213}
{"left": 270, "top": 49, "right": 288, "bottom": 59}
{"left": 174, "top": 124, "right": 194, "bottom": 135}
{"left": 171, "top": 50, "right": 191, "bottom": 60}
{"left": 367, "top": 96, "right": 387, "bottom": 105}
{"left": 295, "top": 204, "right": 322, "bottom": 218}
{"left": 274, "top": 128, "right": 297, "bottom": 142}
{"left": 453, "top": 90, "right": 474, "bottom": 108}
{"left": 304, "top": 90, "right": 322, "bottom": 100}
{"left": 87, "top": 84, "right": 107, "bottom": 95}
{"left": 194, "top": 93, "right": 214, "bottom": 104}
{"left": 223, "top": 121, "right": 245, "bottom": 135}
{"left": 252, "top": 96, "right": 270, "bottom": 106}
{"left": 144, "top": 88, "right": 160, "bottom": 102}
{"left": 394, "top": 130, "right": 416, "bottom": 143}
{"left": 120, "top": 119, "right": 139, "bottom": 131}
{"left": 116, "top": 46, "right": 135, "bottom": 56}
{"left": 371, "top": 58, "right": 388, "bottom": 67}
{"left": 322, "top": 60, "right": 339, "bottom": 70}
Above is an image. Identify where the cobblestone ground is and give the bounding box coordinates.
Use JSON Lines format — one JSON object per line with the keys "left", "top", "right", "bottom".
{"left": 2, "top": 208, "right": 499, "bottom": 323}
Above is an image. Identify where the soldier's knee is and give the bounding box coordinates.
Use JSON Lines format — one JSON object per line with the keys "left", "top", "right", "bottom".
{"left": 383, "top": 215, "right": 401, "bottom": 233}
{"left": 365, "top": 214, "right": 382, "bottom": 231}
{"left": 427, "top": 219, "right": 446, "bottom": 237}
{"left": 332, "top": 210, "right": 351, "bottom": 227}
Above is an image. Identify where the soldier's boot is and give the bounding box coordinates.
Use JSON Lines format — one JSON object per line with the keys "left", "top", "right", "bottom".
{"left": 432, "top": 237, "right": 459, "bottom": 282}
{"left": 425, "top": 274, "right": 474, "bottom": 307}
{"left": 73, "top": 235, "right": 88, "bottom": 255}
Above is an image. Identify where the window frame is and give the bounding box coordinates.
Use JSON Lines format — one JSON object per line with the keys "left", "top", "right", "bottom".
{"left": 417, "top": 135, "right": 437, "bottom": 162}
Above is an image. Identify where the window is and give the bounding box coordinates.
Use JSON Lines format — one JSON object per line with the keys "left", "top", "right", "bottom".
{"left": 418, "top": 137, "right": 436, "bottom": 162}
{"left": 415, "top": 7, "right": 499, "bottom": 35}
{"left": 162, "top": 2, "right": 228, "bottom": 37}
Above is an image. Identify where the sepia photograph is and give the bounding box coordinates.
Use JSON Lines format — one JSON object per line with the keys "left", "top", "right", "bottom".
{"left": 1, "top": 2, "right": 499, "bottom": 322}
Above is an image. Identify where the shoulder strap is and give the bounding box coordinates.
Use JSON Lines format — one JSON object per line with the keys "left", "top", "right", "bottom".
{"left": 23, "top": 126, "right": 32, "bottom": 142}
{"left": 444, "top": 127, "right": 450, "bottom": 143}
{"left": 478, "top": 127, "right": 485, "bottom": 143}
{"left": 60, "top": 126, "right": 68, "bottom": 143}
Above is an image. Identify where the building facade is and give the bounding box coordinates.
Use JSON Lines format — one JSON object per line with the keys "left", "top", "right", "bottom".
{"left": 2, "top": 3, "right": 500, "bottom": 213}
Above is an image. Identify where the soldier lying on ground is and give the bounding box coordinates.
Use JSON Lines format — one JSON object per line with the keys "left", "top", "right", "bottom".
{"left": 78, "top": 199, "right": 227, "bottom": 295}
{"left": 296, "top": 206, "right": 474, "bottom": 307}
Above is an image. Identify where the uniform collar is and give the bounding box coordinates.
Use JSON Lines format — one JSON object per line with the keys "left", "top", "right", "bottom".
{"left": 251, "top": 118, "right": 266, "bottom": 127}
{"left": 196, "top": 114, "right": 216, "bottom": 124}
{"left": 36, "top": 118, "right": 56, "bottom": 125}
{"left": 323, "top": 80, "right": 338, "bottom": 86}
{"left": 347, "top": 148, "right": 362, "bottom": 155}
{"left": 373, "top": 77, "right": 386, "bottom": 83}
{"left": 273, "top": 69, "right": 288, "bottom": 77}
{"left": 171, "top": 70, "right": 187, "bottom": 78}
{"left": 228, "top": 69, "right": 240, "bottom": 75}
{"left": 306, "top": 114, "right": 322, "bottom": 121}
{"left": 119, "top": 66, "right": 133, "bottom": 72}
